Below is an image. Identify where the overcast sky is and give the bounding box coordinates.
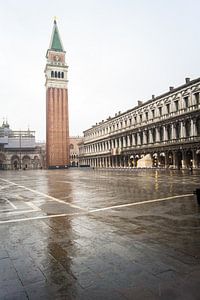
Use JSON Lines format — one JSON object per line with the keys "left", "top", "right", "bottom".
{"left": 0, "top": 0, "right": 200, "bottom": 141}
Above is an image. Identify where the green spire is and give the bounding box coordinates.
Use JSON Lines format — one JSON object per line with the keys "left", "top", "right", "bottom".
{"left": 49, "top": 20, "right": 64, "bottom": 52}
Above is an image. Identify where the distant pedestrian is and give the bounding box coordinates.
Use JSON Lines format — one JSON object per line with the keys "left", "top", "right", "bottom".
{"left": 189, "top": 160, "right": 193, "bottom": 173}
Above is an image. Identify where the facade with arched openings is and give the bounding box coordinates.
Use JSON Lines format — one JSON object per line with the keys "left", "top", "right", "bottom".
{"left": 79, "top": 77, "right": 200, "bottom": 169}
{"left": 0, "top": 122, "right": 45, "bottom": 170}
{"left": 69, "top": 137, "right": 83, "bottom": 167}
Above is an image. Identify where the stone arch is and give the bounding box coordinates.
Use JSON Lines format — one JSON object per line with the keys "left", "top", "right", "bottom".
{"left": 22, "top": 155, "right": 31, "bottom": 170}
{"left": 134, "top": 154, "right": 140, "bottom": 167}
{"left": 152, "top": 128, "right": 156, "bottom": 143}
{"left": 196, "top": 117, "right": 200, "bottom": 136}
{"left": 139, "top": 132, "right": 143, "bottom": 145}
{"left": 159, "top": 126, "right": 164, "bottom": 142}
{"left": 159, "top": 152, "right": 165, "bottom": 167}
{"left": 152, "top": 153, "right": 158, "bottom": 167}
{"left": 176, "top": 150, "right": 182, "bottom": 169}
{"left": 175, "top": 122, "right": 181, "bottom": 139}
{"left": 167, "top": 151, "right": 173, "bottom": 167}
{"left": 11, "top": 155, "right": 20, "bottom": 170}
{"left": 196, "top": 149, "right": 200, "bottom": 168}
{"left": 134, "top": 133, "right": 138, "bottom": 145}
{"left": 33, "top": 155, "right": 41, "bottom": 169}
{"left": 146, "top": 130, "right": 149, "bottom": 144}
{"left": 185, "top": 149, "right": 193, "bottom": 168}
{"left": 185, "top": 119, "right": 191, "bottom": 138}
{"left": 71, "top": 161, "right": 76, "bottom": 167}
{"left": 166, "top": 124, "right": 172, "bottom": 140}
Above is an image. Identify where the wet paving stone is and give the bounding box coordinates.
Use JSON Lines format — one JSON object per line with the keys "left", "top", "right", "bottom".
{"left": 0, "top": 169, "right": 200, "bottom": 299}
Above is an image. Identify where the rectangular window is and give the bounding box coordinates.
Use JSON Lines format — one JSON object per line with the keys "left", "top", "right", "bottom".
{"left": 145, "top": 112, "right": 148, "bottom": 120}
{"left": 195, "top": 93, "right": 199, "bottom": 104}
{"left": 158, "top": 107, "right": 162, "bottom": 116}
{"left": 129, "top": 118, "right": 132, "bottom": 126}
{"left": 166, "top": 104, "right": 170, "bottom": 114}
{"left": 184, "top": 96, "right": 189, "bottom": 108}
{"left": 140, "top": 115, "right": 142, "bottom": 122}
{"left": 174, "top": 100, "right": 179, "bottom": 111}
{"left": 134, "top": 116, "right": 137, "bottom": 123}
{"left": 151, "top": 110, "right": 155, "bottom": 119}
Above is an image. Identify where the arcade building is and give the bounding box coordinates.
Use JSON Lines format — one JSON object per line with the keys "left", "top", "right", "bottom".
{"left": 0, "top": 121, "right": 44, "bottom": 170}
{"left": 79, "top": 77, "right": 200, "bottom": 169}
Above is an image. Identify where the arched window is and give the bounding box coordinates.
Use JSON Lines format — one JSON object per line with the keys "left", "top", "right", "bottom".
{"left": 160, "top": 127, "right": 164, "bottom": 141}
{"left": 61, "top": 72, "right": 64, "bottom": 78}
{"left": 58, "top": 72, "right": 60, "bottom": 78}
{"left": 140, "top": 132, "right": 143, "bottom": 145}
{"left": 175, "top": 123, "right": 180, "bottom": 139}
{"left": 167, "top": 125, "right": 171, "bottom": 140}
{"left": 135, "top": 134, "right": 138, "bottom": 145}
{"left": 185, "top": 120, "right": 190, "bottom": 137}
{"left": 55, "top": 71, "right": 57, "bottom": 78}
{"left": 152, "top": 128, "right": 156, "bottom": 143}
{"left": 69, "top": 144, "right": 74, "bottom": 150}
{"left": 51, "top": 71, "right": 54, "bottom": 78}
{"left": 146, "top": 131, "right": 149, "bottom": 144}
{"left": 196, "top": 118, "right": 200, "bottom": 136}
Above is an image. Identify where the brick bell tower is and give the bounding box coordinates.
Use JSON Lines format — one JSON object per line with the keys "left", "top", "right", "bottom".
{"left": 45, "top": 20, "right": 69, "bottom": 168}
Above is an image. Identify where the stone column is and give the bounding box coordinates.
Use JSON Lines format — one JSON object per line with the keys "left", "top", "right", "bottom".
{"left": 172, "top": 151, "right": 177, "bottom": 169}
{"left": 103, "top": 157, "right": 105, "bottom": 167}
{"left": 127, "top": 135, "right": 131, "bottom": 147}
{"left": 137, "top": 133, "right": 141, "bottom": 145}
{"left": 119, "top": 137, "right": 122, "bottom": 149}
{"left": 180, "top": 121, "right": 186, "bottom": 139}
{"left": 171, "top": 123, "right": 175, "bottom": 140}
{"left": 115, "top": 139, "right": 119, "bottom": 148}
{"left": 181, "top": 150, "right": 186, "bottom": 169}
{"left": 192, "top": 149, "right": 198, "bottom": 168}
{"left": 132, "top": 134, "right": 136, "bottom": 146}
{"left": 155, "top": 127, "right": 160, "bottom": 143}
{"left": 123, "top": 136, "right": 126, "bottom": 148}
{"left": 143, "top": 131, "right": 147, "bottom": 145}
{"left": 190, "top": 119, "right": 194, "bottom": 137}
{"left": 149, "top": 129, "right": 153, "bottom": 144}
{"left": 163, "top": 126, "right": 167, "bottom": 142}
{"left": 193, "top": 118, "right": 197, "bottom": 137}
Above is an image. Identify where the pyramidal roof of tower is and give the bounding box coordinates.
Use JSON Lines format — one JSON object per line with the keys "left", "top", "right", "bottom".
{"left": 49, "top": 20, "right": 64, "bottom": 52}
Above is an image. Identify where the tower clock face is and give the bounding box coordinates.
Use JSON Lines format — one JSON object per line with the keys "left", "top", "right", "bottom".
{"left": 54, "top": 55, "right": 60, "bottom": 61}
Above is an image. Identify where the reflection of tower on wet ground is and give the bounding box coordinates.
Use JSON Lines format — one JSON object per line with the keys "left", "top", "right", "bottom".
{"left": 37, "top": 172, "right": 80, "bottom": 297}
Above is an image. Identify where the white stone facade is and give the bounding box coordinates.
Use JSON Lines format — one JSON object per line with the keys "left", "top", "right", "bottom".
{"left": 69, "top": 137, "right": 83, "bottom": 167}
{"left": 0, "top": 125, "right": 44, "bottom": 170}
{"left": 79, "top": 77, "right": 200, "bottom": 169}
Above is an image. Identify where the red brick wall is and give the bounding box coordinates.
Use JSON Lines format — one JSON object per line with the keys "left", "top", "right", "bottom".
{"left": 46, "top": 87, "right": 69, "bottom": 167}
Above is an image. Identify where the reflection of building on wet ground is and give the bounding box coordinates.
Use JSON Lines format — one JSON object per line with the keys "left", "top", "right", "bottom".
{"left": 69, "top": 136, "right": 83, "bottom": 167}
{"left": 79, "top": 77, "right": 200, "bottom": 169}
{"left": 0, "top": 121, "right": 45, "bottom": 170}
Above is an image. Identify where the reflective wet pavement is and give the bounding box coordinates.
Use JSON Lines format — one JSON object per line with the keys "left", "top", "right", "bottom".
{"left": 0, "top": 169, "right": 200, "bottom": 299}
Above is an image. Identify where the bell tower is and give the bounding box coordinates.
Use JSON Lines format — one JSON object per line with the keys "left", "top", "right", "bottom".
{"left": 45, "top": 20, "right": 69, "bottom": 168}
